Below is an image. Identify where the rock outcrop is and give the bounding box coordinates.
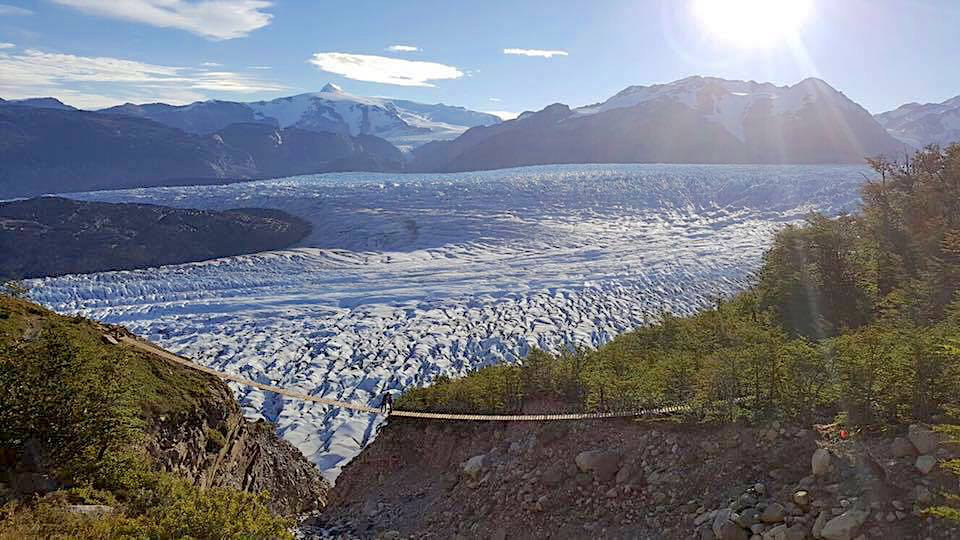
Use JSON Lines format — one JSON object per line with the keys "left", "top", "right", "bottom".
{"left": 317, "top": 418, "right": 958, "bottom": 539}
{"left": 146, "top": 382, "right": 328, "bottom": 516}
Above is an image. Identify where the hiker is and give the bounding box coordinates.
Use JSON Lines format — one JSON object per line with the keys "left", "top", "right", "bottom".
{"left": 379, "top": 391, "right": 394, "bottom": 414}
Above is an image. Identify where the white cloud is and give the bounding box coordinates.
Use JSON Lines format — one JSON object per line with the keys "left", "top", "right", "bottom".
{"left": 387, "top": 45, "right": 419, "bottom": 52}
{"left": 485, "top": 110, "right": 518, "bottom": 120}
{"left": 489, "top": 97, "right": 501, "bottom": 102}
{"left": 0, "top": 4, "right": 33, "bottom": 15}
{"left": 0, "top": 42, "right": 15, "bottom": 49}
{"left": 249, "top": 65, "right": 271, "bottom": 70}
{"left": 51, "top": 0, "right": 273, "bottom": 40}
{"left": 503, "top": 48, "right": 568, "bottom": 58}
{"left": 309, "top": 52, "right": 462, "bottom": 87}
{"left": 201, "top": 61, "right": 222, "bottom": 67}
{"left": 0, "top": 48, "right": 287, "bottom": 108}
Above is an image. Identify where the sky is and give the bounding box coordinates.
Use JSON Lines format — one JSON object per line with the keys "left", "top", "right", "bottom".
{"left": 0, "top": 0, "right": 957, "bottom": 116}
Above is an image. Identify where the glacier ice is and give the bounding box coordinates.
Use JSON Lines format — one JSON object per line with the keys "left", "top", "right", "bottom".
{"left": 29, "top": 163, "right": 870, "bottom": 482}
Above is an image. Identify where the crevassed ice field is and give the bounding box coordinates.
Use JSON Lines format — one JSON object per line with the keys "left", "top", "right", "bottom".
{"left": 31, "top": 163, "right": 869, "bottom": 481}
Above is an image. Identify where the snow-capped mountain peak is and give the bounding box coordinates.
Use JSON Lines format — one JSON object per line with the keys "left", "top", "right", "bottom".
{"left": 576, "top": 76, "right": 861, "bottom": 143}
{"left": 96, "top": 85, "right": 501, "bottom": 151}
{"left": 320, "top": 82, "right": 344, "bottom": 94}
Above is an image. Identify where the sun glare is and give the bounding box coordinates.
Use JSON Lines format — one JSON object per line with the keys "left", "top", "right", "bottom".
{"left": 692, "top": 0, "right": 812, "bottom": 48}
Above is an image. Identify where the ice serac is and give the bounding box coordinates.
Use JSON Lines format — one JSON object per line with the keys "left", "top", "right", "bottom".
{"left": 30, "top": 163, "right": 870, "bottom": 481}
{"left": 410, "top": 76, "right": 907, "bottom": 171}
{"left": 875, "top": 94, "right": 960, "bottom": 148}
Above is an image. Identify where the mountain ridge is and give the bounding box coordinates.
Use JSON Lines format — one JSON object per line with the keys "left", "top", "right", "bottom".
{"left": 0, "top": 104, "right": 403, "bottom": 198}
{"left": 410, "top": 76, "right": 907, "bottom": 171}
{"left": 96, "top": 85, "right": 502, "bottom": 151}
{"left": 876, "top": 94, "right": 960, "bottom": 148}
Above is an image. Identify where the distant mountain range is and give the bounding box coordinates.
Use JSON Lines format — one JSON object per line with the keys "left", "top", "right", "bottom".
{"left": 410, "top": 77, "right": 908, "bottom": 172}
{"left": 3, "top": 78, "right": 955, "bottom": 198}
{"left": 0, "top": 103, "right": 403, "bottom": 198}
{"left": 97, "top": 83, "right": 501, "bottom": 151}
{"left": 875, "top": 95, "right": 960, "bottom": 148}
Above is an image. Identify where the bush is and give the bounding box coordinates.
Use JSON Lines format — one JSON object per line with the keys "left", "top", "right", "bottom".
{"left": 0, "top": 295, "right": 293, "bottom": 538}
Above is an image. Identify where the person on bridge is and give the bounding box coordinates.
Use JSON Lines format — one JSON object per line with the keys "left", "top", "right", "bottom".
{"left": 379, "top": 392, "right": 394, "bottom": 414}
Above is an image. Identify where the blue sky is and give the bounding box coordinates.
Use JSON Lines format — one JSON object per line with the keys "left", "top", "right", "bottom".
{"left": 0, "top": 0, "right": 957, "bottom": 116}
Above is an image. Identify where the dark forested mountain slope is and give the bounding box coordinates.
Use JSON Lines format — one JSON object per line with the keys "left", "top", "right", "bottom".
{"left": 0, "top": 197, "right": 312, "bottom": 278}
{"left": 0, "top": 104, "right": 402, "bottom": 198}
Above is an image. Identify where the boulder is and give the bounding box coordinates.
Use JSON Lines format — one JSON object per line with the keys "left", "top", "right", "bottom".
{"left": 574, "top": 449, "right": 622, "bottom": 481}
{"left": 914, "top": 454, "right": 937, "bottom": 475}
{"left": 793, "top": 490, "right": 811, "bottom": 509}
{"left": 812, "top": 510, "right": 828, "bottom": 539}
{"left": 462, "top": 454, "right": 487, "bottom": 481}
{"left": 908, "top": 424, "right": 940, "bottom": 454}
{"left": 735, "top": 508, "right": 761, "bottom": 528}
{"left": 820, "top": 509, "right": 869, "bottom": 540}
{"left": 615, "top": 462, "right": 634, "bottom": 484}
{"left": 716, "top": 520, "right": 749, "bottom": 540}
{"left": 713, "top": 509, "right": 748, "bottom": 540}
{"left": 760, "top": 502, "right": 786, "bottom": 524}
{"left": 700, "top": 440, "right": 721, "bottom": 454}
{"left": 890, "top": 437, "right": 915, "bottom": 458}
{"left": 811, "top": 449, "right": 831, "bottom": 476}
{"left": 785, "top": 524, "right": 808, "bottom": 540}
{"left": 762, "top": 524, "right": 787, "bottom": 540}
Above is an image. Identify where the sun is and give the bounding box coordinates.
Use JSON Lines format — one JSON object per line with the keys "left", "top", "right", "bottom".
{"left": 692, "top": 0, "right": 812, "bottom": 49}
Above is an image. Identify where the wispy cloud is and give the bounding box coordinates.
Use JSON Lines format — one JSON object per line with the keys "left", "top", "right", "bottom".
{"left": 201, "top": 61, "right": 222, "bottom": 67}
{"left": 0, "top": 48, "right": 287, "bottom": 108}
{"left": 0, "top": 4, "right": 33, "bottom": 16}
{"left": 309, "top": 52, "right": 462, "bottom": 87}
{"left": 489, "top": 97, "right": 501, "bottom": 102}
{"left": 503, "top": 48, "right": 568, "bottom": 58}
{"left": 485, "top": 110, "right": 518, "bottom": 120}
{"left": 0, "top": 42, "right": 15, "bottom": 49}
{"left": 51, "top": 0, "right": 273, "bottom": 40}
{"left": 387, "top": 45, "right": 419, "bottom": 53}
{"left": 249, "top": 65, "right": 271, "bottom": 70}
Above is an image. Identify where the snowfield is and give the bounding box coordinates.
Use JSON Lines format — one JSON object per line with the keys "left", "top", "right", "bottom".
{"left": 30, "top": 163, "right": 869, "bottom": 481}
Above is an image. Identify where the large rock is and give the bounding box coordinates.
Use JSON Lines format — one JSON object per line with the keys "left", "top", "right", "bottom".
{"left": 915, "top": 454, "right": 937, "bottom": 475}
{"left": 785, "top": 524, "right": 808, "bottom": 540}
{"left": 820, "top": 509, "right": 869, "bottom": 540}
{"left": 574, "top": 449, "right": 622, "bottom": 482}
{"left": 908, "top": 425, "right": 941, "bottom": 455}
{"left": 811, "top": 448, "right": 831, "bottom": 476}
{"left": 890, "top": 437, "right": 916, "bottom": 457}
{"left": 812, "top": 510, "right": 829, "bottom": 538}
{"left": 713, "top": 509, "right": 748, "bottom": 540}
{"left": 760, "top": 502, "right": 786, "bottom": 524}
{"left": 462, "top": 454, "right": 488, "bottom": 481}
{"left": 762, "top": 524, "right": 788, "bottom": 540}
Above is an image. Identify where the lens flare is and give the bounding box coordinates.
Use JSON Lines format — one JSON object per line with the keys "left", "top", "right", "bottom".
{"left": 692, "top": 0, "right": 812, "bottom": 48}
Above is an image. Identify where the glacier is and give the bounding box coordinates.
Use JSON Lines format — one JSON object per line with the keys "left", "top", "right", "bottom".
{"left": 28, "top": 163, "right": 870, "bottom": 481}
